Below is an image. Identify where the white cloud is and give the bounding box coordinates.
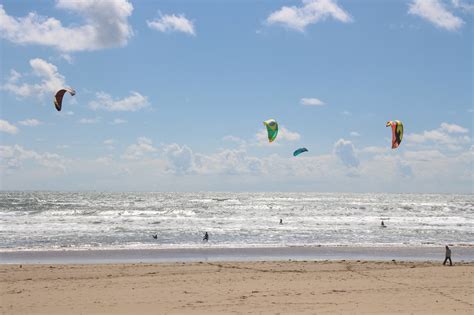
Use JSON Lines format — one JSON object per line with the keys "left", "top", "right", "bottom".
{"left": 60, "top": 53, "right": 74, "bottom": 64}
{"left": 147, "top": 12, "right": 195, "bottom": 35}
{"left": 1, "top": 140, "right": 472, "bottom": 193}
{"left": 0, "top": 144, "right": 65, "bottom": 173}
{"left": 89, "top": 91, "right": 149, "bottom": 112}
{"left": 78, "top": 117, "right": 100, "bottom": 124}
{"left": 60, "top": 111, "right": 75, "bottom": 116}
{"left": 350, "top": 131, "right": 360, "bottom": 137}
{"left": 451, "top": 0, "right": 474, "bottom": 11}
{"left": 222, "top": 135, "right": 247, "bottom": 148}
{"left": 405, "top": 122, "right": 470, "bottom": 148}
{"left": 440, "top": 122, "right": 468, "bottom": 133}
{"left": 110, "top": 118, "right": 127, "bottom": 125}
{"left": 300, "top": 97, "right": 325, "bottom": 106}
{"left": 360, "top": 146, "right": 389, "bottom": 155}
{"left": 163, "top": 143, "right": 195, "bottom": 174}
{"left": 122, "top": 137, "right": 157, "bottom": 160}
{"left": 104, "top": 139, "right": 116, "bottom": 150}
{"left": 267, "top": 0, "right": 352, "bottom": 32}
{"left": 408, "top": 0, "right": 464, "bottom": 31}
{"left": 194, "top": 149, "right": 264, "bottom": 176}
{"left": 334, "top": 138, "right": 359, "bottom": 167}
{"left": 256, "top": 126, "right": 301, "bottom": 145}
{"left": 18, "top": 119, "right": 42, "bottom": 126}
{"left": 341, "top": 111, "right": 351, "bottom": 116}
{"left": 0, "top": 119, "right": 19, "bottom": 134}
{"left": 2, "top": 58, "right": 65, "bottom": 98}
{"left": 0, "top": 0, "right": 133, "bottom": 52}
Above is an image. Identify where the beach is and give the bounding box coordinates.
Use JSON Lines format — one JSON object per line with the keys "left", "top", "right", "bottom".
{"left": 1, "top": 259, "right": 473, "bottom": 314}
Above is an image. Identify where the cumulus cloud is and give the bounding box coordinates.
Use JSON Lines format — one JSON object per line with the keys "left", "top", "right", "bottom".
{"left": 2, "top": 59, "right": 65, "bottom": 98}
{"left": 333, "top": 138, "right": 359, "bottom": 167}
{"left": 18, "top": 119, "right": 42, "bottom": 126}
{"left": 451, "top": 0, "right": 474, "bottom": 11}
{"left": 267, "top": 0, "right": 352, "bottom": 32}
{"left": 0, "top": 0, "right": 133, "bottom": 52}
{"left": 408, "top": 0, "right": 464, "bottom": 31}
{"left": 300, "top": 97, "right": 325, "bottom": 106}
{"left": 194, "top": 149, "right": 265, "bottom": 176}
{"left": 0, "top": 119, "right": 19, "bottom": 134}
{"left": 440, "top": 122, "right": 468, "bottom": 133}
{"left": 0, "top": 144, "right": 65, "bottom": 173}
{"left": 405, "top": 122, "right": 470, "bottom": 148}
{"left": 89, "top": 91, "right": 149, "bottom": 111}
{"left": 163, "top": 143, "right": 195, "bottom": 174}
{"left": 360, "top": 146, "right": 389, "bottom": 155}
{"left": 147, "top": 12, "right": 195, "bottom": 35}
{"left": 122, "top": 137, "right": 157, "bottom": 160}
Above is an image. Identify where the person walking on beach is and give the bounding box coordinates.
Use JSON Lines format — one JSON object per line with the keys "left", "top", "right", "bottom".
{"left": 203, "top": 232, "right": 209, "bottom": 242}
{"left": 443, "top": 245, "right": 452, "bottom": 266}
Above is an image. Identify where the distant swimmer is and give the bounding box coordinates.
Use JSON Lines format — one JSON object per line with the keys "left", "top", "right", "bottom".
{"left": 280, "top": 219, "right": 283, "bottom": 225}
{"left": 443, "top": 245, "right": 452, "bottom": 266}
{"left": 381, "top": 221, "right": 386, "bottom": 228}
{"left": 203, "top": 232, "right": 209, "bottom": 242}
{"left": 152, "top": 234, "right": 158, "bottom": 239}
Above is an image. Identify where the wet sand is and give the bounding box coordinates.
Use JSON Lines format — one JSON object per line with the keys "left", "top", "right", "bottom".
{"left": 2, "top": 246, "right": 474, "bottom": 264}
{"left": 1, "top": 260, "right": 472, "bottom": 314}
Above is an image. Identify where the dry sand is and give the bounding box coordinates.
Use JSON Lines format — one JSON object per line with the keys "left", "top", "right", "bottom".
{"left": 1, "top": 260, "right": 472, "bottom": 314}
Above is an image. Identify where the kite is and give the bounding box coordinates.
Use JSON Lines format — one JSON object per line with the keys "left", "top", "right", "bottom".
{"left": 293, "top": 148, "right": 308, "bottom": 156}
{"left": 386, "top": 120, "right": 403, "bottom": 149}
{"left": 263, "top": 119, "right": 278, "bottom": 143}
{"left": 54, "top": 88, "right": 76, "bottom": 111}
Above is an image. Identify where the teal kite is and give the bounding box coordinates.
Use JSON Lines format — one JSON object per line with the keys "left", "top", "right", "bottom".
{"left": 293, "top": 148, "right": 308, "bottom": 156}
{"left": 263, "top": 119, "right": 278, "bottom": 143}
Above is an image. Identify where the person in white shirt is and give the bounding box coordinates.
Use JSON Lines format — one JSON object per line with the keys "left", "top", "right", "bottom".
{"left": 443, "top": 245, "right": 452, "bottom": 266}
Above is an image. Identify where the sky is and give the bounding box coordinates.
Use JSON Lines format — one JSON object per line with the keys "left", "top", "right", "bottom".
{"left": 0, "top": 0, "right": 472, "bottom": 193}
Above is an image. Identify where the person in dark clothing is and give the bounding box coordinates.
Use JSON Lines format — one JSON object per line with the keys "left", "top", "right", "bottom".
{"left": 280, "top": 219, "right": 283, "bottom": 225}
{"left": 203, "top": 232, "right": 209, "bottom": 242}
{"left": 443, "top": 245, "right": 452, "bottom": 266}
{"left": 152, "top": 234, "right": 157, "bottom": 239}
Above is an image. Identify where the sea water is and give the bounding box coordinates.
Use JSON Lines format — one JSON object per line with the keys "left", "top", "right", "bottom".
{"left": 0, "top": 192, "right": 472, "bottom": 251}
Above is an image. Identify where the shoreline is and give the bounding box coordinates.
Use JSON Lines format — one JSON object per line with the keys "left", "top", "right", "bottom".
{"left": 2, "top": 245, "right": 473, "bottom": 264}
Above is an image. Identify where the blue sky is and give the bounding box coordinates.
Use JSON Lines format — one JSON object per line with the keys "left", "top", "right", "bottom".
{"left": 0, "top": 0, "right": 472, "bottom": 192}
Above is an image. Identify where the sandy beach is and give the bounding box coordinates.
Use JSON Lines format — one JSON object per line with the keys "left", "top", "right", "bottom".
{"left": 1, "top": 260, "right": 472, "bottom": 314}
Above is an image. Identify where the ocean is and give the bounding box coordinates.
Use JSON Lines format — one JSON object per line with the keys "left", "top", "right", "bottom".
{"left": 1, "top": 192, "right": 472, "bottom": 252}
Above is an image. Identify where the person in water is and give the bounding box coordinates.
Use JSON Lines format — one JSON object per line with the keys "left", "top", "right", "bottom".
{"left": 152, "top": 234, "right": 157, "bottom": 239}
{"left": 203, "top": 232, "right": 209, "bottom": 242}
{"left": 381, "top": 221, "right": 385, "bottom": 227}
{"left": 443, "top": 245, "right": 452, "bottom": 266}
{"left": 280, "top": 219, "right": 283, "bottom": 225}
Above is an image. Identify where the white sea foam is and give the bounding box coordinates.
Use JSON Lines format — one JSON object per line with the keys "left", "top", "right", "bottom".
{"left": 0, "top": 192, "right": 472, "bottom": 251}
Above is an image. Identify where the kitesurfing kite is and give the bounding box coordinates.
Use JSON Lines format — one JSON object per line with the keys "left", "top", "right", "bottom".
{"left": 54, "top": 88, "right": 76, "bottom": 111}
{"left": 263, "top": 119, "right": 278, "bottom": 143}
{"left": 386, "top": 120, "right": 403, "bottom": 149}
{"left": 293, "top": 148, "right": 308, "bottom": 156}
